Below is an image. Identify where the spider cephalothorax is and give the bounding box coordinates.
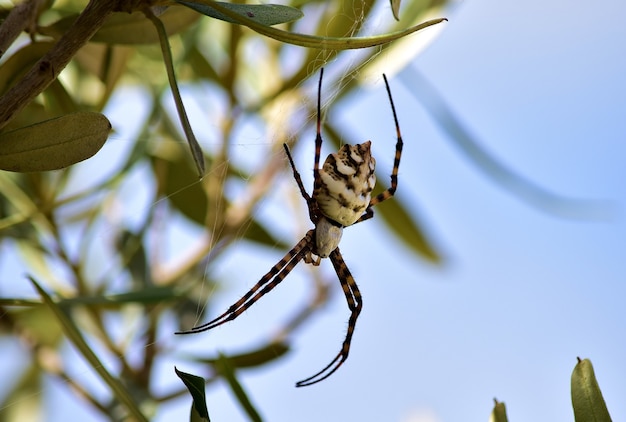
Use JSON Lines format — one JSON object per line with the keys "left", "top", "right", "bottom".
{"left": 177, "top": 68, "right": 404, "bottom": 387}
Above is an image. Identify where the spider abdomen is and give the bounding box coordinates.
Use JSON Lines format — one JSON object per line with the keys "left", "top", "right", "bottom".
{"left": 315, "top": 141, "right": 376, "bottom": 226}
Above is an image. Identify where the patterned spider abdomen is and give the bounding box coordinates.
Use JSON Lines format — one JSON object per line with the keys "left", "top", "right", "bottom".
{"left": 315, "top": 141, "right": 376, "bottom": 227}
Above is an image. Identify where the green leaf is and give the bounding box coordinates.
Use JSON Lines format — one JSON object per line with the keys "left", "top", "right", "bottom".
{"left": 390, "top": 0, "right": 401, "bottom": 20}
{"left": 489, "top": 398, "right": 508, "bottom": 422}
{"left": 215, "top": 354, "right": 263, "bottom": 422}
{"left": 194, "top": 342, "right": 290, "bottom": 369}
{"left": 145, "top": 8, "right": 205, "bottom": 176}
{"left": 177, "top": 0, "right": 447, "bottom": 50}
{"left": 175, "top": 367, "right": 211, "bottom": 421}
{"left": 179, "top": 0, "right": 303, "bottom": 26}
{"left": 571, "top": 358, "right": 612, "bottom": 422}
{"left": 373, "top": 183, "right": 443, "bottom": 263}
{"left": 0, "top": 112, "right": 111, "bottom": 172}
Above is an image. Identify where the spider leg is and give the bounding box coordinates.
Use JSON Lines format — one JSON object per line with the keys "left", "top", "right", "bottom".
{"left": 295, "top": 247, "right": 362, "bottom": 387}
{"left": 176, "top": 231, "right": 313, "bottom": 335}
{"left": 354, "top": 74, "right": 404, "bottom": 224}
{"left": 283, "top": 143, "right": 318, "bottom": 224}
{"left": 313, "top": 68, "right": 324, "bottom": 198}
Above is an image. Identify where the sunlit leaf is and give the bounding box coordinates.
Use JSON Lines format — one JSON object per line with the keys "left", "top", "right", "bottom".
{"left": 0, "top": 112, "right": 111, "bottom": 172}
{"left": 571, "top": 358, "right": 612, "bottom": 422}
{"left": 179, "top": 0, "right": 303, "bottom": 26}
{"left": 489, "top": 398, "right": 508, "bottom": 422}
{"left": 175, "top": 367, "right": 211, "bottom": 421}
{"left": 0, "top": 364, "right": 43, "bottom": 421}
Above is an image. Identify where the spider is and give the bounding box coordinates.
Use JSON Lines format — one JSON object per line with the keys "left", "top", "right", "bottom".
{"left": 176, "top": 69, "right": 403, "bottom": 387}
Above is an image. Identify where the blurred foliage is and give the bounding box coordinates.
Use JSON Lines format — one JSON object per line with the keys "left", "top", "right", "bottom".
{"left": 0, "top": 0, "right": 446, "bottom": 420}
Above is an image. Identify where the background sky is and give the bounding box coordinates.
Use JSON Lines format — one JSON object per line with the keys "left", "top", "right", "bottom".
{"left": 3, "top": 0, "right": 626, "bottom": 421}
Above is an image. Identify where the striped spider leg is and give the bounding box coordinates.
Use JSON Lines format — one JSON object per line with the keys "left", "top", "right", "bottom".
{"left": 176, "top": 68, "right": 404, "bottom": 388}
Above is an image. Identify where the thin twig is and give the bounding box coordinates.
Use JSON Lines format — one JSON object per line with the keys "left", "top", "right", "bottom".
{"left": 0, "top": 0, "right": 46, "bottom": 59}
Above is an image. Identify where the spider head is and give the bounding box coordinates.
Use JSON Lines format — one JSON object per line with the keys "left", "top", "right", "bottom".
{"left": 314, "top": 216, "right": 344, "bottom": 259}
{"left": 315, "top": 141, "right": 376, "bottom": 227}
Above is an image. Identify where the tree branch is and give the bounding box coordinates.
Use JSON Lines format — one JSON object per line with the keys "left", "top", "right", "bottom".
{"left": 0, "top": 0, "right": 119, "bottom": 131}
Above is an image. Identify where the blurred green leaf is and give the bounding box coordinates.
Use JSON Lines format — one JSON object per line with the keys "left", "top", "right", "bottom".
{"left": 179, "top": 1, "right": 303, "bottom": 26}
{"left": 373, "top": 182, "right": 442, "bottom": 263}
{"left": 0, "top": 364, "right": 43, "bottom": 421}
{"left": 28, "top": 276, "right": 149, "bottom": 422}
{"left": 490, "top": 398, "right": 508, "bottom": 422}
{"left": 571, "top": 358, "right": 612, "bottom": 422}
{"left": 0, "top": 42, "right": 54, "bottom": 96}
{"left": 401, "top": 66, "right": 614, "bottom": 219}
{"left": 216, "top": 354, "right": 263, "bottom": 422}
{"left": 0, "top": 112, "right": 111, "bottom": 172}
{"left": 39, "top": 8, "right": 200, "bottom": 44}
{"left": 175, "top": 367, "right": 211, "bottom": 421}
{"left": 193, "top": 342, "right": 290, "bottom": 369}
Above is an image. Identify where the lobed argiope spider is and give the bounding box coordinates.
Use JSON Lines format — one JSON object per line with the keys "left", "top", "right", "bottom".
{"left": 176, "top": 69, "right": 404, "bottom": 387}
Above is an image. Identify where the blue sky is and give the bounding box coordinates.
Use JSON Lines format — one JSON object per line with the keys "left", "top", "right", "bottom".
{"left": 2, "top": 0, "right": 626, "bottom": 421}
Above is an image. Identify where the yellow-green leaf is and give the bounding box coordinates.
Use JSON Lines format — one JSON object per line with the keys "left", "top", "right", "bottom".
{"left": 571, "top": 358, "right": 613, "bottom": 422}
{"left": 179, "top": 1, "right": 303, "bottom": 26}
{"left": 489, "top": 398, "right": 508, "bottom": 422}
{"left": 0, "top": 112, "right": 111, "bottom": 172}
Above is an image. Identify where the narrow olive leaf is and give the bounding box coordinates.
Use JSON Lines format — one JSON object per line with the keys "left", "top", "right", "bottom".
{"left": 144, "top": 8, "right": 205, "bottom": 176}
{"left": 39, "top": 7, "right": 200, "bottom": 44}
{"left": 0, "top": 112, "right": 111, "bottom": 172}
{"left": 390, "top": 0, "right": 401, "bottom": 21}
{"left": 571, "top": 358, "right": 613, "bottom": 422}
{"left": 179, "top": 1, "right": 302, "bottom": 26}
{"left": 174, "top": 367, "right": 211, "bottom": 422}
{"left": 490, "top": 398, "right": 509, "bottom": 422}
{"left": 195, "top": 342, "right": 290, "bottom": 369}
{"left": 28, "top": 276, "right": 148, "bottom": 422}
{"left": 216, "top": 354, "right": 263, "bottom": 422}
{"left": 177, "top": 0, "right": 447, "bottom": 50}
{"left": 373, "top": 182, "right": 442, "bottom": 263}
{"left": 402, "top": 67, "right": 616, "bottom": 220}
